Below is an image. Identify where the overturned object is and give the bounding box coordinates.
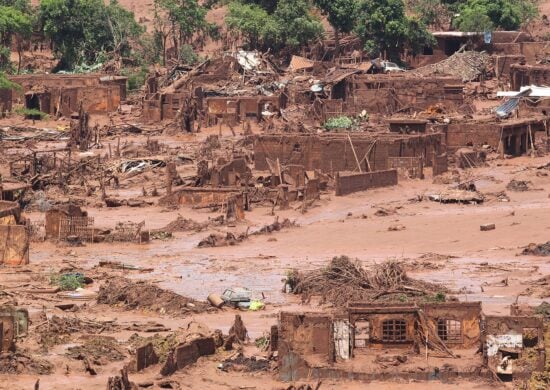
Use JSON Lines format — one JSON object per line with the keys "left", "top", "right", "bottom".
{"left": 428, "top": 189, "right": 484, "bottom": 204}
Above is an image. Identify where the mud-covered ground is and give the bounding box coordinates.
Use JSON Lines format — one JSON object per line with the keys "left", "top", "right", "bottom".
{"left": 1, "top": 116, "right": 549, "bottom": 389}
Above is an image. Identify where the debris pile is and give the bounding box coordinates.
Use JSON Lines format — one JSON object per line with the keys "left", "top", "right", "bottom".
{"left": 67, "top": 336, "right": 126, "bottom": 363}
{"left": 522, "top": 242, "right": 550, "bottom": 256}
{"left": 506, "top": 179, "right": 533, "bottom": 192}
{"left": 37, "top": 315, "right": 118, "bottom": 348}
{"left": 97, "top": 278, "right": 211, "bottom": 315}
{"left": 523, "top": 275, "right": 550, "bottom": 298}
{"left": 414, "top": 51, "right": 492, "bottom": 82}
{"left": 158, "top": 214, "right": 224, "bottom": 233}
{"left": 0, "top": 352, "right": 53, "bottom": 374}
{"left": 287, "top": 256, "right": 447, "bottom": 305}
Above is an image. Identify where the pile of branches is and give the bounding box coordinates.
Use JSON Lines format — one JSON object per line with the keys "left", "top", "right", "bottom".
{"left": 288, "top": 256, "right": 447, "bottom": 306}
{"left": 414, "top": 50, "right": 492, "bottom": 82}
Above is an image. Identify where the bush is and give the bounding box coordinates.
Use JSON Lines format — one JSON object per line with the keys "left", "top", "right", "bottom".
{"left": 50, "top": 273, "right": 85, "bottom": 291}
{"left": 15, "top": 107, "right": 48, "bottom": 120}
{"left": 123, "top": 67, "right": 148, "bottom": 91}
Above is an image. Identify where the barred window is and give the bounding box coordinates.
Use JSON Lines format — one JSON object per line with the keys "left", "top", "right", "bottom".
{"left": 437, "top": 319, "right": 462, "bottom": 343}
{"left": 382, "top": 319, "right": 407, "bottom": 342}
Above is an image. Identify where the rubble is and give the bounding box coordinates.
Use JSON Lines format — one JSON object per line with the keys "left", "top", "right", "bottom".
{"left": 97, "top": 278, "right": 211, "bottom": 315}
{"left": 414, "top": 51, "right": 492, "bottom": 82}
{"left": 522, "top": 242, "right": 550, "bottom": 256}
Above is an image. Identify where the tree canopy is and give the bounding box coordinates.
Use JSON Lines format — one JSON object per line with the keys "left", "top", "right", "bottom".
{"left": 226, "top": 0, "right": 323, "bottom": 52}
{"left": 40, "top": 0, "right": 143, "bottom": 70}
{"left": 453, "top": 0, "right": 538, "bottom": 31}
{"left": 355, "top": 0, "right": 434, "bottom": 60}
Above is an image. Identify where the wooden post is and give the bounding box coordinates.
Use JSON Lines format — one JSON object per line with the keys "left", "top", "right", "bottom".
{"left": 347, "top": 133, "right": 363, "bottom": 173}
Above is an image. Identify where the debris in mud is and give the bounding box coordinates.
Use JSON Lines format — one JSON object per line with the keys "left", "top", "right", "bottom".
{"left": 522, "top": 242, "right": 550, "bottom": 256}
{"left": 0, "top": 351, "right": 53, "bottom": 374}
{"left": 98, "top": 261, "right": 154, "bottom": 272}
{"left": 218, "top": 353, "right": 271, "bottom": 372}
{"left": 506, "top": 179, "right": 532, "bottom": 192}
{"left": 286, "top": 256, "right": 447, "bottom": 306}
{"left": 253, "top": 217, "right": 297, "bottom": 235}
{"left": 197, "top": 231, "right": 248, "bottom": 248}
{"left": 388, "top": 224, "right": 406, "bottom": 231}
{"left": 522, "top": 275, "right": 550, "bottom": 298}
{"left": 157, "top": 214, "right": 224, "bottom": 233}
{"left": 428, "top": 189, "right": 484, "bottom": 204}
{"left": 107, "top": 367, "right": 137, "bottom": 390}
{"left": 374, "top": 207, "right": 397, "bottom": 217}
{"left": 66, "top": 336, "right": 126, "bottom": 363}
{"left": 128, "top": 333, "right": 179, "bottom": 363}
{"left": 480, "top": 223, "right": 496, "bottom": 231}
{"left": 97, "top": 278, "right": 211, "bottom": 315}
{"left": 36, "top": 315, "right": 117, "bottom": 349}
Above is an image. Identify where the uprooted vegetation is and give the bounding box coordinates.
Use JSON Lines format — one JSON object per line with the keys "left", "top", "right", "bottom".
{"left": 285, "top": 256, "right": 448, "bottom": 306}
{"left": 97, "top": 278, "right": 212, "bottom": 315}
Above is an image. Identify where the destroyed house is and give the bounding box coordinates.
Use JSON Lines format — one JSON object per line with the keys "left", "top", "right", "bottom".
{"left": 278, "top": 302, "right": 545, "bottom": 382}
{"left": 438, "top": 116, "right": 547, "bottom": 156}
{"left": 510, "top": 63, "right": 550, "bottom": 91}
{"left": 326, "top": 74, "right": 464, "bottom": 116}
{"left": 8, "top": 74, "right": 127, "bottom": 117}
{"left": 253, "top": 133, "right": 444, "bottom": 174}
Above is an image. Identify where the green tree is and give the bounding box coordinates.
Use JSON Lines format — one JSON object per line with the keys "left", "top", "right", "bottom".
{"left": 226, "top": 0, "right": 323, "bottom": 53}
{"left": 154, "top": 0, "right": 214, "bottom": 62}
{"left": 355, "top": 0, "right": 434, "bottom": 60}
{"left": 106, "top": 0, "right": 144, "bottom": 61}
{"left": 407, "top": 0, "right": 451, "bottom": 30}
{"left": 453, "top": 0, "right": 538, "bottom": 31}
{"left": 314, "top": 0, "right": 358, "bottom": 54}
{"left": 226, "top": 1, "right": 277, "bottom": 50}
{"left": 272, "top": 0, "right": 323, "bottom": 50}
{"left": 40, "top": 0, "right": 143, "bottom": 70}
{"left": 0, "top": 5, "right": 32, "bottom": 72}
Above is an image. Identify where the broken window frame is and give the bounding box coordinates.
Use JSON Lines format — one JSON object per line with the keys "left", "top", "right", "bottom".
{"left": 437, "top": 319, "right": 462, "bottom": 344}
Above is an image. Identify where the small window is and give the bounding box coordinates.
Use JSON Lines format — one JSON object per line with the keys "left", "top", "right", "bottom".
{"left": 382, "top": 319, "right": 407, "bottom": 343}
{"left": 438, "top": 319, "right": 462, "bottom": 343}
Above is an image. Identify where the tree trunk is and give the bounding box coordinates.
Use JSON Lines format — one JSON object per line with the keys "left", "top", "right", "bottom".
{"left": 334, "top": 29, "right": 340, "bottom": 59}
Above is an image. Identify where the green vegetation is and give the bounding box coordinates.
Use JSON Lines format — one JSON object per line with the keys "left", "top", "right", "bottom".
{"left": 453, "top": 0, "right": 538, "bottom": 32}
{"left": 0, "top": 72, "right": 20, "bottom": 90}
{"left": 226, "top": 0, "right": 323, "bottom": 52}
{"left": 15, "top": 107, "right": 48, "bottom": 119}
{"left": 0, "top": 1, "right": 32, "bottom": 72}
{"left": 40, "top": 0, "right": 143, "bottom": 70}
{"left": 50, "top": 273, "right": 86, "bottom": 291}
{"left": 153, "top": 0, "right": 216, "bottom": 65}
{"left": 122, "top": 66, "right": 148, "bottom": 91}
{"left": 355, "top": 0, "right": 435, "bottom": 60}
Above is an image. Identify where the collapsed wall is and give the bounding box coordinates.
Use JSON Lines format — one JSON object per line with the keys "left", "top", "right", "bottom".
{"left": 439, "top": 117, "right": 547, "bottom": 155}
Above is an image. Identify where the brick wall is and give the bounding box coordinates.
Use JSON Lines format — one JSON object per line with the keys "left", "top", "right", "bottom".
{"left": 254, "top": 134, "right": 442, "bottom": 173}
{"left": 433, "top": 154, "right": 448, "bottom": 177}
{"left": 335, "top": 170, "right": 398, "bottom": 196}
{"left": 387, "top": 157, "right": 424, "bottom": 179}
